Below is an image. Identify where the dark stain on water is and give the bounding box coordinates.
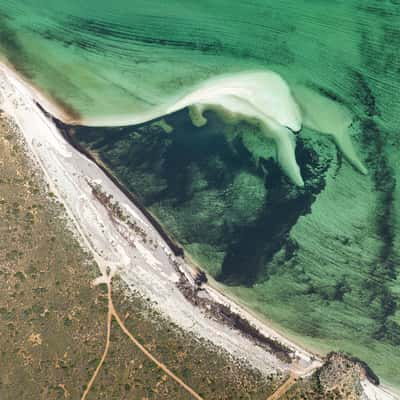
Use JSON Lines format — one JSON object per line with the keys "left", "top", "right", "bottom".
{"left": 354, "top": 72, "right": 400, "bottom": 345}
{"left": 218, "top": 137, "right": 330, "bottom": 286}
{"left": 0, "top": 13, "right": 35, "bottom": 80}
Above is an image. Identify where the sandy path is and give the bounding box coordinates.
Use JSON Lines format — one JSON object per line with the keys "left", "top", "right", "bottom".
{"left": 81, "top": 276, "right": 204, "bottom": 400}
{"left": 81, "top": 287, "right": 113, "bottom": 400}
{"left": 266, "top": 374, "right": 297, "bottom": 400}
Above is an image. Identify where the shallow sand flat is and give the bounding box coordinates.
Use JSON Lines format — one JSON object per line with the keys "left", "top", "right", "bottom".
{"left": 1, "top": 0, "right": 398, "bottom": 132}
{"left": 0, "top": 62, "right": 307, "bottom": 186}
{"left": 1, "top": 60, "right": 365, "bottom": 190}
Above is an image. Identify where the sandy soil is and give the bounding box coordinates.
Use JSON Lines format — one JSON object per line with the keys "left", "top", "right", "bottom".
{"left": 0, "top": 62, "right": 397, "bottom": 400}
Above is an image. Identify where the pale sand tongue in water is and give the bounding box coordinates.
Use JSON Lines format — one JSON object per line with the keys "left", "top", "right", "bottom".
{"left": 292, "top": 85, "right": 367, "bottom": 175}
{"left": 162, "top": 71, "right": 365, "bottom": 186}
{"left": 32, "top": 67, "right": 366, "bottom": 186}
{"left": 99, "top": 70, "right": 305, "bottom": 186}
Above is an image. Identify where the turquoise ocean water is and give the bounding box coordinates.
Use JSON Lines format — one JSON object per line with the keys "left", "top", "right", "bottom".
{"left": 1, "top": 0, "right": 400, "bottom": 387}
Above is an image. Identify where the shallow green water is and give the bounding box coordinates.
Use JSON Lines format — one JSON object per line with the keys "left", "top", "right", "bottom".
{"left": 1, "top": 0, "right": 400, "bottom": 387}
{"left": 1, "top": 1, "right": 399, "bottom": 128}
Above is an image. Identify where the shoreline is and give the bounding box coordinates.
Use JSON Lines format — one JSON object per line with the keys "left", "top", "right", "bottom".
{"left": 37, "top": 99, "right": 317, "bottom": 367}
{"left": 36, "top": 102, "right": 185, "bottom": 259}
{"left": 1, "top": 60, "right": 398, "bottom": 399}
{"left": 0, "top": 56, "right": 81, "bottom": 123}
{"left": 37, "top": 100, "right": 323, "bottom": 363}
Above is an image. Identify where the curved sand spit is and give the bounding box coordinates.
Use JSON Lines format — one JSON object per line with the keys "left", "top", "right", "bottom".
{"left": 81, "top": 70, "right": 367, "bottom": 187}
{"left": 1, "top": 60, "right": 367, "bottom": 186}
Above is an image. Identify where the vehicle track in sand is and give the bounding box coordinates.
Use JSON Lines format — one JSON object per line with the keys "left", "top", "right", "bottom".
{"left": 266, "top": 372, "right": 297, "bottom": 400}
{"left": 81, "top": 274, "right": 204, "bottom": 400}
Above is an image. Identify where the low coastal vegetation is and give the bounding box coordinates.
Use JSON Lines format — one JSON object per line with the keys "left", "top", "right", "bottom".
{"left": 281, "top": 353, "right": 370, "bottom": 400}
{"left": 89, "top": 179, "right": 294, "bottom": 364}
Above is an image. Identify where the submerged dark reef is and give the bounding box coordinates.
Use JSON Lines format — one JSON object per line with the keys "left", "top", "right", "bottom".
{"left": 65, "top": 108, "right": 331, "bottom": 286}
